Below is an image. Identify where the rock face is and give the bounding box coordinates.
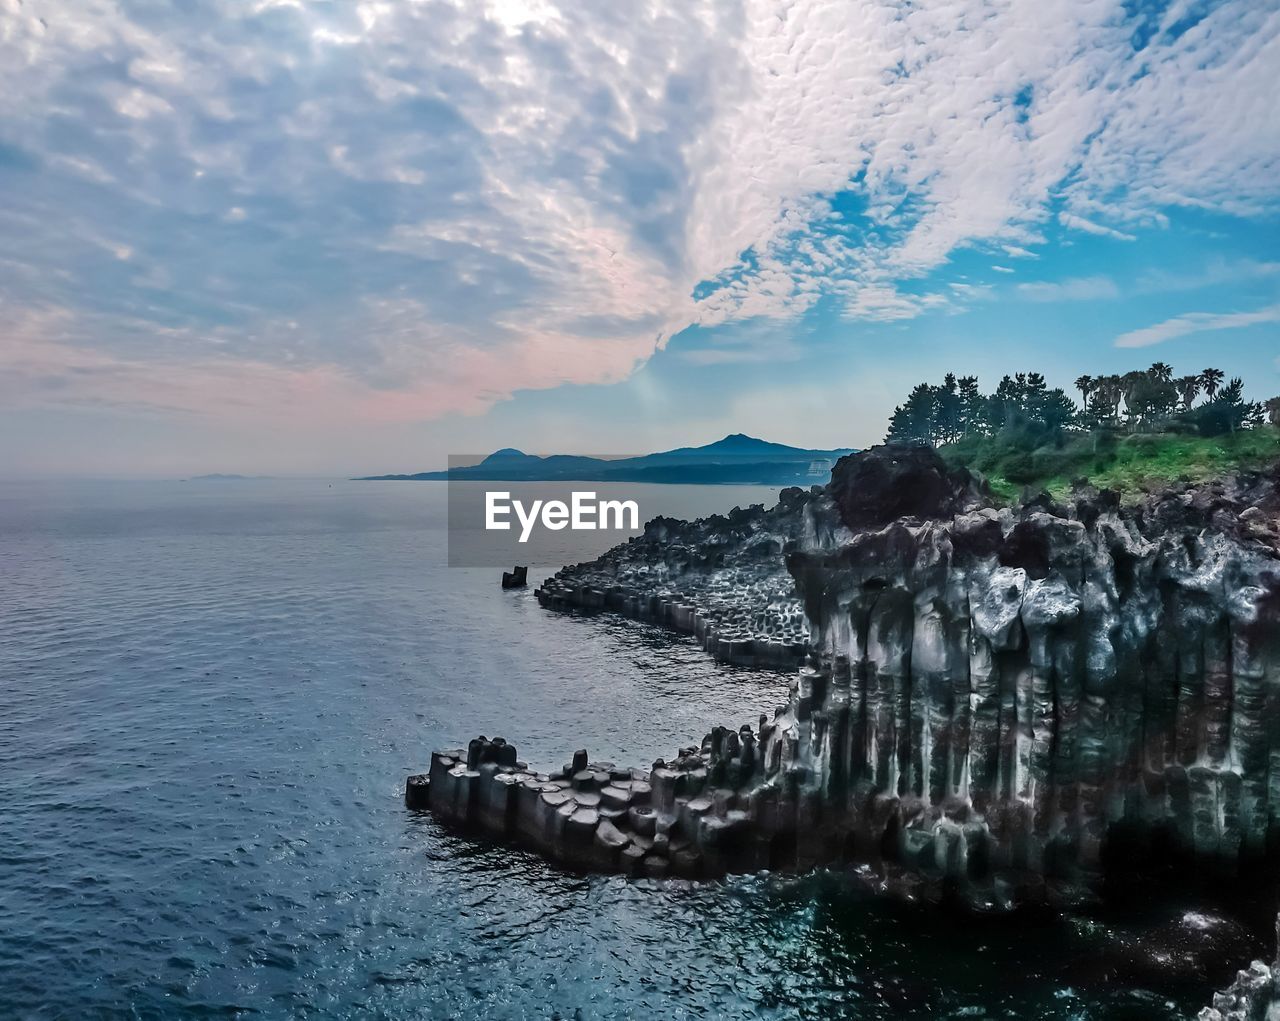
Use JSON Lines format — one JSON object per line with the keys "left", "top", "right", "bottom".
{"left": 412, "top": 446, "right": 1280, "bottom": 907}
{"left": 534, "top": 486, "right": 845, "bottom": 668}
{"left": 827, "top": 442, "right": 986, "bottom": 529}
{"left": 787, "top": 453, "right": 1280, "bottom": 888}
{"left": 1200, "top": 915, "right": 1280, "bottom": 1020}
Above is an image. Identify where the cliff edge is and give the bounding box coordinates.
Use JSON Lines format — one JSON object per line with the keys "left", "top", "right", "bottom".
{"left": 409, "top": 446, "right": 1280, "bottom": 908}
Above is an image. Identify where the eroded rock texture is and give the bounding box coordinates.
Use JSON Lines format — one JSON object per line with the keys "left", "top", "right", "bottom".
{"left": 534, "top": 486, "right": 845, "bottom": 668}
{"left": 1200, "top": 915, "right": 1280, "bottom": 1020}
{"left": 412, "top": 446, "right": 1280, "bottom": 906}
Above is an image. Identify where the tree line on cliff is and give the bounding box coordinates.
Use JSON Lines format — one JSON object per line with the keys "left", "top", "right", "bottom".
{"left": 881, "top": 364, "right": 1280, "bottom": 496}
{"left": 885, "top": 363, "right": 1278, "bottom": 448}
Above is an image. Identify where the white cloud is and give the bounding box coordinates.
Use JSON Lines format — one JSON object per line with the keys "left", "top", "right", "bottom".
{"left": 0, "top": 0, "right": 1277, "bottom": 433}
{"left": 1018, "top": 276, "right": 1120, "bottom": 302}
{"left": 677, "top": 325, "right": 802, "bottom": 366}
{"left": 839, "top": 285, "right": 928, "bottom": 322}
{"left": 686, "top": 0, "right": 1278, "bottom": 326}
{"left": 1067, "top": 3, "right": 1280, "bottom": 221}
{"left": 1136, "top": 258, "right": 1280, "bottom": 294}
{"left": 1114, "top": 304, "right": 1280, "bottom": 348}
{"left": 1057, "top": 212, "right": 1136, "bottom": 242}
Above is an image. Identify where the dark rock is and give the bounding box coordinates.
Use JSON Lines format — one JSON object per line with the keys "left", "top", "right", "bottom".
{"left": 1199, "top": 914, "right": 1280, "bottom": 1020}
{"left": 405, "top": 774, "right": 430, "bottom": 809}
{"left": 827, "top": 444, "right": 982, "bottom": 530}
{"left": 533, "top": 483, "right": 838, "bottom": 669}
{"left": 413, "top": 464, "right": 1280, "bottom": 910}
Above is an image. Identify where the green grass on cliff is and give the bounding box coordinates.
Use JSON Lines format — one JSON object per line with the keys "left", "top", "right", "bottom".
{"left": 938, "top": 426, "right": 1280, "bottom": 502}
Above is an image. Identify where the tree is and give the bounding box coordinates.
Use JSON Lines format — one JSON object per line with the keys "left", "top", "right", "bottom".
{"left": 1093, "top": 375, "right": 1124, "bottom": 423}
{"left": 1074, "top": 374, "right": 1095, "bottom": 406}
{"left": 885, "top": 384, "right": 938, "bottom": 445}
{"left": 1175, "top": 375, "right": 1202, "bottom": 412}
{"left": 1126, "top": 375, "right": 1179, "bottom": 429}
{"left": 1148, "top": 361, "right": 1174, "bottom": 384}
{"left": 1186, "top": 377, "right": 1261, "bottom": 436}
{"left": 936, "top": 373, "right": 962, "bottom": 444}
{"left": 1023, "top": 372, "right": 1049, "bottom": 416}
{"left": 989, "top": 374, "right": 1022, "bottom": 430}
{"left": 958, "top": 375, "right": 984, "bottom": 436}
{"left": 1120, "top": 371, "right": 1149, "bottom": 424}
{"left": 1200, "top": 367, "right": 1225, "bottom": 399}
{"left": 1036, "top": 388, "right": 1079, "bottom": 433}
{"left": 1083, "top": 391, "right": 1114, "bottom": 441}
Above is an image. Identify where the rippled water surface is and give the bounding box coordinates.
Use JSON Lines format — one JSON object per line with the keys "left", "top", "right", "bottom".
{"left": 0, "top": 479, "right": 1254, "bottom": 1018}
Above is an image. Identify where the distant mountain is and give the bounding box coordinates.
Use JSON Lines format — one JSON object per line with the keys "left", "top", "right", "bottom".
{"left": 355, "top": 434, "right": 856, "bottom": 486}
{"left": 669, "top": 433, "right": 802, "bottom": 455}
{"left": 480, "top": 448, "right": 529, "bottom": 462}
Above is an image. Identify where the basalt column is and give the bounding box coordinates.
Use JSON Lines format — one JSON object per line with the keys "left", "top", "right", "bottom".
{"left": 411, "top": 447, "right": 1280, "bottom": 906}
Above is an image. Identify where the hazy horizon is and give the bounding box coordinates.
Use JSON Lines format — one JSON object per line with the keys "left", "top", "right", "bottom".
{"left": 0, "top": 429, "right": 857, "bottom": 481}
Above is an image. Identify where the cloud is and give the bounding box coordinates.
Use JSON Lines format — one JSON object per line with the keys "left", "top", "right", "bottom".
{"left": 1066, "top": 2, "right": 1280, "bottom": 222}
{"left": 1136, "top": 257, "right": 1280, "bottom": 294}
{"left": 678, "top": 334, "right": 802, "bottom": 366}
{"left": 0, "top": 0, "right": 1278, "bottom": 436}
{"left": 1018, "top": 276, "right": 1120, "bottom": 302}
{"left": 1057, "top": 212, "right": 1136, "bottom": 242}
{"left": 841, "top": 285, "right": 935, "bottom": 322}
{"left": 1114, "top": 304, "right": 1280, "bottom": 349}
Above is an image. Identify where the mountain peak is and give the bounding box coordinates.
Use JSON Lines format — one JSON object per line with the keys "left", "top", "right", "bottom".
{"left": 480, "top": 447, "right": 529, "bottom": 464}
{"left": 708, "top": 433, "right": 770, "bottom": 449}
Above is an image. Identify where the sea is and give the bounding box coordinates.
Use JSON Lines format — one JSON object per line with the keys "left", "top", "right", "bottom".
{"left": 0, "top": 478, "right": 1263, "bottom": 1019}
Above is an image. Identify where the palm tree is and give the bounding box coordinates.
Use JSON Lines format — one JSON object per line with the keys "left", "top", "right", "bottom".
{"left": 1149, "top": 361, "right": 1174, "bottom": 383}
{"left": 1121, "top": 370, "right": 1148, "bottom": 426}
{"left": 1095, "top": 374, "right": 1124, "bottom": 422}
{"left": 1175, "top": 375, "right": 1201, "bottom": 412}
{"left": 1074, "top": 374, "right": 1095, "bottom": 407}
{"left": 1201, "top": 367, "right": 1225, "bottom": 399}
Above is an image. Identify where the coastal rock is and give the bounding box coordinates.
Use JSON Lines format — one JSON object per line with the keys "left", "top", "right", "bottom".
{"left": 827, "top": 443, "right": 985, "bottom": 529}
{"left": 534, "top": 485, "right": 846, "bottom": 668}
{"left": 1199, "top": 915, "right": 1280, "bottom": 1020}
{"left": 413, "top": 450, "right": 1280, "bottom": 908}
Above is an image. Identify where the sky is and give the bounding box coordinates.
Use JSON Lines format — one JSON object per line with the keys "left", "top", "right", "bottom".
{"left": 0, "top": 0, "right": 1278, "bottom": 478}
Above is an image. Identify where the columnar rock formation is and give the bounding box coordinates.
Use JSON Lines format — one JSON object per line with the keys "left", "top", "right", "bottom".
{"left": 411, "top": 446, "right": 1280, "bottom": 906}
{"left": 792, "top": 449, "right": 1280, "bottom": 884}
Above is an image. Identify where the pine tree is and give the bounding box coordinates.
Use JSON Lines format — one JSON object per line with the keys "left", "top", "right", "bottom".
{"left": 884, "top": 384, "right": 938, "bottom": 445}
{"left": 958, "top": 375, "right": 983, "bottom": 436}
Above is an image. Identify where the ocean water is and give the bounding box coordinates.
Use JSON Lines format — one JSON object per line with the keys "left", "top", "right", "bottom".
{"left": 0, "top": 479, "right": 1258, "bottom": 1019}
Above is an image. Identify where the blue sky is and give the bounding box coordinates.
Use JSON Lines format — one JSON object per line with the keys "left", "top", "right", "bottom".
{"left": 0, "top": 0, "right": 1277, "bottom": 476}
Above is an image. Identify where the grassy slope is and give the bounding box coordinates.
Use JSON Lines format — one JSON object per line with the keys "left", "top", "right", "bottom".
{"left": 938, "top": 426, "right": 1280, "bottom": 502}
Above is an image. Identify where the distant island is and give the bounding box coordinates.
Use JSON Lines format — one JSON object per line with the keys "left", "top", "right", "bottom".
{"left": 355, "top": 434, "right": 858, "bottom": 486}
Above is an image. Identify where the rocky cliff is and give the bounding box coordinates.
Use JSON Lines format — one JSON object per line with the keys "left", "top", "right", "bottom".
{"left": 410, "top": 446, "right": 1280, "bottom": 908}
{"left": 534, "top": 485, "right": 844, "bottom": 668}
